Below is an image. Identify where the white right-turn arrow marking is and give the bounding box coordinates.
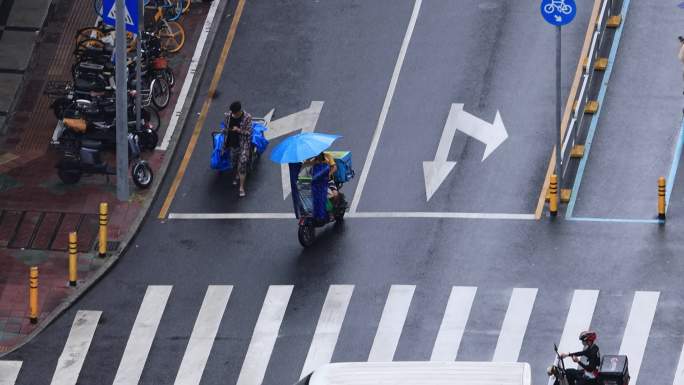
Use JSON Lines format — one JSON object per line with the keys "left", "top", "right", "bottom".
{"left": 423, "top": 103, "right": 507, "bottom": 201}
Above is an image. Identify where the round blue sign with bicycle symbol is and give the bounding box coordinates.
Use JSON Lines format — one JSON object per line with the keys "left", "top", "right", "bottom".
{"left": 541, "top": 0, "right": 576, "bottom": 26}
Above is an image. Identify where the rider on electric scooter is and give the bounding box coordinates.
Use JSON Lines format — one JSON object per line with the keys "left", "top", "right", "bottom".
{"left": 559, "top": 331, "right": 601, "bottom": 385}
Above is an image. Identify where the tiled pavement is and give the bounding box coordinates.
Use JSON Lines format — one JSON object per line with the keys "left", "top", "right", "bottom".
{"left": 0, "top": 0, "right": 212, "bottom": 352}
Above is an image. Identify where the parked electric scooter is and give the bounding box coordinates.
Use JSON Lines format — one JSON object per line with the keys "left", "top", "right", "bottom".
{"left": 56, "top": 132, "right": 153, "bottom": 188}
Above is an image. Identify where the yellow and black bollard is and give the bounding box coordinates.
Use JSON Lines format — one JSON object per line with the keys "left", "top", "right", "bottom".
{"left": 29, "top": 266, "right": 38, "bottom": 324}
{"left": 549, "top": 174, "right": 558, "bottom": 217}
{"left": 69, "top": 231, "right": 78, "bottom": 287}
{"left": 98, "top": 202, "right": 108, "bottom": 258}
{"left": 658, "top": 177, "right": 666, "bottom": 221}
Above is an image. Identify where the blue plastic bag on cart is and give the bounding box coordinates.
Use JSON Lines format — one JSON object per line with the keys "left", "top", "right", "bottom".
{"left": 210, "top": 132, "right": 231, "bottom": 171}
{"left": 251, "top": 122, "right": 269, "bottom": 154}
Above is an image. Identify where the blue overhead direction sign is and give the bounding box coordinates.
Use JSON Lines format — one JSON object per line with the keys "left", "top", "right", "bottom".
{"left": 102, "top": 0, "right": 139, "bottom": 34}
{"left": 540, "top": 0, "right": 576, "bottom": 26}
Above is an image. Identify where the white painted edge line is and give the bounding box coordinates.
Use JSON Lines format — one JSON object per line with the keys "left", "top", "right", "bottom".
{"left": 492, "top": 288, "right": 538, "bottom": 362}
{"left": 168, "top": 212, "right": 536, "bottom": 220}
{"left": 618, "top": 291, "right": 659, "bottom": 385}
{"left": 300, "top": 285, "right": 354, "bottom": 379}
{"left": 0, "top": 361, "right": 22, "bottom": 385}
{"left": 173, "top": 285, "right": 232, "bottom": 385}
{"left": 349, "top": 0, "right": 422, "bottom": 213}
{"left": 158, "top": 0, "right": 222, "bottom": 150}
{"left": 368, "top": 285, "right": 416, "bottom": 362}
{"left": 430, "top": 286, "right": 477, "bottom": 361}
{"left": 50, "top": 310, "right": 102, "bottom": 385}
{"left": 547, "top": 290, "right": 599, "bottom": 385}
{"left": 113, "top": 286, "right": 172, "bottom": 385}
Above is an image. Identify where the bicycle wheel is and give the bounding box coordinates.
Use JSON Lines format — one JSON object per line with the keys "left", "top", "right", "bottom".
{"left": 76, "top": 27, "right": 104, "bottom": 44}
{"left": 166, "top": 0, "right": 184, "bottom": 21}
{"left": 78, "top": 38, "right": 107, "bottom": 50}
{"left": 150, "top": 77, "right": 170, "bottom": 109}
{"left": 182, "top": 0, "right": 190, "bottom": 14}
{"left": 159, "top": 20, "right": 185, "bottom": 53}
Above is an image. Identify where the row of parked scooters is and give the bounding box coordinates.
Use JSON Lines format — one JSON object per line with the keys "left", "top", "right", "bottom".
{"left": 46, "top": 18, "right": 178, "bottom": 188}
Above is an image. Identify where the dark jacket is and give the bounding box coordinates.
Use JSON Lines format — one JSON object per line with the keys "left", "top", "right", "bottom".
{"left": 570, "top": 344, "right": 600, "bottom": 376}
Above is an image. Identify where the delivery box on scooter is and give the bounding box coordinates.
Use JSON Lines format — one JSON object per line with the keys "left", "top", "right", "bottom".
{"left": 325, "top": 151, "right": 354, "bottom": 184}
{"left": 598, "top": 355, "right": 630, "bottom": 385}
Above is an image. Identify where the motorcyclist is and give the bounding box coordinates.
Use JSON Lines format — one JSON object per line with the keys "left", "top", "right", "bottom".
{"left": 559, "top": 331, "right": 600, "bottom": 385}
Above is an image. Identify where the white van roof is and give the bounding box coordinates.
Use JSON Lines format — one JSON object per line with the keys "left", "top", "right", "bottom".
{"left": 308, "top": 361, "right": 531, "bottom": 385}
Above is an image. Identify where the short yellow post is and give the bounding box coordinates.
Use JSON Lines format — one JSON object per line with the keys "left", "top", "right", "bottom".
{"left": 658, "top": 177, "right": 666, "bottom": 221}
{"left": 29, "top": 266, "right": 38, "bottom": 324}
{"left": 98, "top": 202, "right": 108, "bottom": 258}
{"left": 69, "top": 232, "right": 78, "bottom": 287}
{"left": 549, "top": 174, "right": 558, "bottom": 216}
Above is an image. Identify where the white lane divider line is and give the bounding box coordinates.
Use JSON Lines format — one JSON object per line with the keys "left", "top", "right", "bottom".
{"left": 113, "top": 285, "right": 172, "bottom": 385}
{"left": 0, "top": 361, "right": 22, "bottom": 385}
{"left": 158, "top": 0, "right": 222, "bottom": 150}
{"left": 167, "top": 212, "right": 536, "bottom": 220}
{"left": 173, "top": 285, "right": 232, "bottom": 385}
{"left": 547, "top": 290, "right": 599, "bottom": 385}
{"left": 49, "top": 310, "right": 101, "bottom": 385}
{"left": 300, "top": 285, "right": 354, "bottom": 379}
{"left": 618, "top": 291, "right": 659, "bottom": 385}
{"left": 492, "top": 288, "right": 538, "bottom": 362}
{"left": 368, "top": 285, "right": 416, "bottom": 362}
{"left": 430, "top": 286, "right": 477, "bottom": 361}
{"left": 349, "top": 0, "right": 423, "bottom": 213}
{"left": 236, "top": 285, "right": 294, "bottom": 385}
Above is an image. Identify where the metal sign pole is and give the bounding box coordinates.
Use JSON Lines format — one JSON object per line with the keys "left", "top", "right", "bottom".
{"left": 136, "top": 0, "right": 142, "bottom": 134}
{"left": 115, "top": 0, "right": 129, "bottom": 201}
{"left": 555, "top": 25, "right": 562, "bottom": 208}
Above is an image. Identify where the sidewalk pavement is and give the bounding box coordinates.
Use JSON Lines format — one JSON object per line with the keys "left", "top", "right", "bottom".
{"left": 0, "top": 0, "right": 220, "bottom": 352}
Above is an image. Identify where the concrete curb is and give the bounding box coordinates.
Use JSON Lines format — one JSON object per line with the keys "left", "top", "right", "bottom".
{"left": 0, "top": 0, "right": 233, "bottom": 358}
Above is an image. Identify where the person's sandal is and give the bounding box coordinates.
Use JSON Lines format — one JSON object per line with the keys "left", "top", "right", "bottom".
{"left": 239, "top": 190, "right": 246, "bottom": 197}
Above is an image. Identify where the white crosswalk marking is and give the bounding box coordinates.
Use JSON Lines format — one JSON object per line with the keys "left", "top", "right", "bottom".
{"left": 113, "top": 285, "right": 172, "bottom": 385}
{"left": 618, "top": 291, "right": 659, "bottom": 385}
{"left": 300, "top": 285, "right": 354, "bottom": 378}
{"left": 236, "top": 285, "right": 294, "bottom": 385}
{"left": 547, "top": 290, "right": 599, "bottom": 385}
{"left": 174, "top": 286, "right": 232, "bottom": 385}
{"left": 0, "top": 361, "right": 22, "bottom": 385}
{"left": 672, "top": 340, "right": 684, "bottom": 385}
{"left": 492, "top": 288, "right": 538, "bottom": 362}
{"left": 368, "top": 285, "right": 416, "bottom": 362}
{"left": 430, "top": 286, "right": 477, "bottom": 361}
{"left": 49, "top": 310, "right": 101, "bottom": 385}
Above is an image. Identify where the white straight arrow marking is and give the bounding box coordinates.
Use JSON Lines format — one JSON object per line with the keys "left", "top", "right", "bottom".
{"left": 264, "top": 101, "right": 324, "bottom": 200}
{"left": 422, "top": 103, "right": 507, "bottom": 201}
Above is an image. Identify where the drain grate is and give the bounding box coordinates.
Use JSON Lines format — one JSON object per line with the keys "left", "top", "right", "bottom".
{"left": 0, "top": 210, "right": 99, "bottom": 252}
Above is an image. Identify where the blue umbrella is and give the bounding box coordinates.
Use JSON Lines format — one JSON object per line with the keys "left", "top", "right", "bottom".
{"left": 270, "top": 132, "right": 341, "bottom": 164}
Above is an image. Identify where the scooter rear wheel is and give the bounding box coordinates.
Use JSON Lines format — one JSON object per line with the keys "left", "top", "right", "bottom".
{"left": 298, "top": 225, "right": 315, "bottom": 247}
{"left": 131, "top": 161, "right": 153, "bottom": 189}
{"left": 58, "top": 169, "right": 82, "bottom": 184}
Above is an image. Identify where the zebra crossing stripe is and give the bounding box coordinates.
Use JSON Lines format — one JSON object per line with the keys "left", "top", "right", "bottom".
{"left": 546, "top": 289, "right": 599, "bottom": 385}
{"left": 173, "top": 286, "right": 232, "bottom": 385}
{"left": 618, "top": 291, "right": 659, "bottom": 385}
{"left": 0, "top": 361, "right": 22, "bottom": 385}
{"left": 493, "top": 288, "right": 538, "bottom": 362}
{"left": 672, "top": 339, "right": 684, "bottom": 385}
{"left": 49, "top": 310, "right": 101, "bottom": 385}
{"left": 430, "top": 286, "right": 477, "bottom": 361}
{"left": 300, "top": 285, "right": 354, "bottom": 378}
{"left": 236, "top": 285, "right": 294, "bottom": 385}
{"left": 113, "top": 285, "right": 172, "bottom": 385}
{"left": 368, "top": 285, "right": 416, "bottom": 362}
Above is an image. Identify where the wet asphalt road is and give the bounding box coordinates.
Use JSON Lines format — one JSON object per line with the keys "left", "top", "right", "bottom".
{"left": 6, "top": 1, "right": 684, "bottom": 385}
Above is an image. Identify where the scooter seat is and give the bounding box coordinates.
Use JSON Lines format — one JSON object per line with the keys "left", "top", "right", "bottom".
{"left": 81, "top": 139, "right": 104, "bottom": 150}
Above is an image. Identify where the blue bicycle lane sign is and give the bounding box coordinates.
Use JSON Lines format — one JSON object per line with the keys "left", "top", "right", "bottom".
{"left": 540, "top": 0, "right": 576, "bottom": 26}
